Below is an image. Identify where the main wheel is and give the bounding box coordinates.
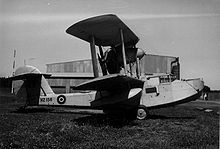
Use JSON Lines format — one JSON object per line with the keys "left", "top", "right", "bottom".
{"left": 137, "top": 107, "right": 149, "bottom": 120}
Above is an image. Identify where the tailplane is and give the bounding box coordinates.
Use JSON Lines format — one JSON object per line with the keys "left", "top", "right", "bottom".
{"left": 10, "top": 65, "right": 54, "bottom": 106}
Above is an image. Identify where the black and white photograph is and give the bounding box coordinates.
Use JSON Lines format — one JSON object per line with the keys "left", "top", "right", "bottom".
{"left": 0, "top": 0, "right": 219, "bottom": 148}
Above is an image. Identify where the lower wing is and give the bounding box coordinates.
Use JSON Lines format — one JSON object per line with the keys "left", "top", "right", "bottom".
{"left": 74, "top": 74, "right": 144, "bottom": 91}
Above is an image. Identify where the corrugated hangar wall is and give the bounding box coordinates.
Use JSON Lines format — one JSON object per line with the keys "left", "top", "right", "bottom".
{"left": 47, "top": 59, "right": 100, "bottom": 73}
{"left": 49, "top": 60, "right": 80, "bottom": 73}
{"left": 46, "top": 54, "right": 179, "bottom": 93}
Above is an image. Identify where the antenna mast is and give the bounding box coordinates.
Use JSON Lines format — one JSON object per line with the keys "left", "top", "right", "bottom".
{"left": 12, "top": 50, "right": 16, "bottom": 76}
{"left": 11, "top": 50, "right": 16, "bottom": 93}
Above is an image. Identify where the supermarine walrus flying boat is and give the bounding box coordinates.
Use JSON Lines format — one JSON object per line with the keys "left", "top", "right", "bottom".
{"left": 9, "top": 14, "right": 204, "bottom": 120}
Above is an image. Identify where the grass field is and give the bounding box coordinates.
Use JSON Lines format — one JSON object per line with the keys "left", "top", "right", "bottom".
{"left": 0, "top": 96, "right": 219, "bottom": 149}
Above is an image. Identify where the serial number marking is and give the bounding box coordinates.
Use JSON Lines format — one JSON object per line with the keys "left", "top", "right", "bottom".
{"left": 40, "top": 97, "right": 52, "bottom": 102}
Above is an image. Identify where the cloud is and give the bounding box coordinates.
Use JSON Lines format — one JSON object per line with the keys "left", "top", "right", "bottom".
{"left": 121, "top": 13, "right": 220, "bottom": 20}
{"left": 0, "top": 13, "right": 97, "bottom": 24}
{"left": 1, "top": 13, "right": 220, "bottom": 25}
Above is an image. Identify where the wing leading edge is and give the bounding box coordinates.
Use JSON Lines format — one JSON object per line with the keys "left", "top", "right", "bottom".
{"left": 74, "top": 74, "right": 144, "bottom": 91}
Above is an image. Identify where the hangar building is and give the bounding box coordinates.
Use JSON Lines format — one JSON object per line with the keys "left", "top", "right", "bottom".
{"left": 46, "top": 54, "right": 180, "bottom": 93}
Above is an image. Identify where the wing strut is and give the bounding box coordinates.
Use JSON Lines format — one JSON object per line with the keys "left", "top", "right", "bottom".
{"left": 90, "top": 36, "right": 99, "bottom": 78}
{"left": 120, "top": 29, "right": 127, "bottom": 75}
{"left": 136, "top": 58, "right": 140, "bottom": 79}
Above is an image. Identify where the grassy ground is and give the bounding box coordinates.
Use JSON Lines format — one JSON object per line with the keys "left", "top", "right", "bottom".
{"left": 0, "top": 97, "right": 219, "bottom": 148}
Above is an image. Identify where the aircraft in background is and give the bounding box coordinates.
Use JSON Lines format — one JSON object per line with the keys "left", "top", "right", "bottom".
{"left": 9, "top": 14, "right": 204, "bottom": 120}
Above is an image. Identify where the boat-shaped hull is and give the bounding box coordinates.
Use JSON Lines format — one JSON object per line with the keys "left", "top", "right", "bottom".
{"left": 140, "top": 78, "right": 204, "bottom": 109}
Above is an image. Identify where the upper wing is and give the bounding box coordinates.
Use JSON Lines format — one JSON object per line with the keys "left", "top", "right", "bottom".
{"left": 66, "top": 14, "right": 139, "bottom": 47}
{"left": 74, "top": 74, "right": 144, "bottom": 91}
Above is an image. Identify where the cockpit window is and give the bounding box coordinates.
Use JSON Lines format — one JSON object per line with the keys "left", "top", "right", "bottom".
{"left": 159, "top": 75, "right": 176, "bottom": 83}
{"left": 159, "top": 76, "right": 170, "bottom": 83}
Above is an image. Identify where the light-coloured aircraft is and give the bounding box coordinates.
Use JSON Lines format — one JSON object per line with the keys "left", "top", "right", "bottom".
{"left": 10, "top": 14, "right": 204, "bottom": 120}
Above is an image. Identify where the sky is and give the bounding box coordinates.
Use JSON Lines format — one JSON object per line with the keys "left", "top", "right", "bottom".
{"left": 0, "top": 0, "right": 220, "bottom": 90}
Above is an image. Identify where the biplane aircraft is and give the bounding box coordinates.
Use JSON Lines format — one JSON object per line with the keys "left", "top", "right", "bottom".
{"left": 10, "top": 14, "right": 204, "bottom": 120}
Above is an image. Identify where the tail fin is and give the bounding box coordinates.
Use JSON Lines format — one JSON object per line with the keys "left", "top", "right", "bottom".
{"left": 10, "top": 65, "right": 54, "bottom": 106}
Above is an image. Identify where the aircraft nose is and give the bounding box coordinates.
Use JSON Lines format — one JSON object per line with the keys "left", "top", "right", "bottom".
{"left": 186, "top": 78, "right": 204, "bottom": 92}
{"left": 137, "top": 48, "right": 146, "bottom": 59}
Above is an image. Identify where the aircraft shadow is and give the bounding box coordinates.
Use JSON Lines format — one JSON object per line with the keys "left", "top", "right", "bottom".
{"left": 13, "top": 108, "right": 104, "bottom": 116}
{"left": 148, "top": 114, "right": 195, "bottom": 120}
{"left": 72, "top": 114, "right": 195, "bottom": 128}
{"left": 12, "top": 107, "right": 195, "bottom": 127}
{"left": 72, "top": 114, "right": 138, "bottom": 128}
{"left": 12, "top": 107, "right": 54, "bottom": 113}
